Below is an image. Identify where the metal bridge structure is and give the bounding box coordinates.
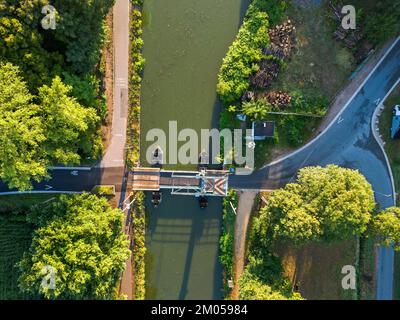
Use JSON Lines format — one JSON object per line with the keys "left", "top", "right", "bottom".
{"left": 131, "top": 167, "right": 230, "bottom": 197}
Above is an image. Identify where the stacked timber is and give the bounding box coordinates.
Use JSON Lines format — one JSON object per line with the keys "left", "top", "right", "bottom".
{"left": 265, "top": 20, "right": 296, "bottom": 60}
{"left": 262, "top": 91, "right": 292, "bottom": 108}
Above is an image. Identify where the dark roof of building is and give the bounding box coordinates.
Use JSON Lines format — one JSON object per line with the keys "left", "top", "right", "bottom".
{"left": 253, "top": 121, "right": 275, "bottom": 138}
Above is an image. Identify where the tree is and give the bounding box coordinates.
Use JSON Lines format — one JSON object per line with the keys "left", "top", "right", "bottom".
{"left": 18, "top": 194, "right": 130, "bottom": 300}
{"left": 263, "top": 185, "right": 322, "bottom": 244}
{"left": 38, "top": 77, "right": 100, "bottom": 165}
{"left": 363, "top": 0, "right": 400, "bottom": 46}
{"left": 0, "top": 62, "right": 48, "bottom": 190}
{"left": 49, "top": 0, "right": 115, "bottom": 74}
{"left": 371, "top": 207, "right": 400, "bottom": 250}
{"left": 296, "top": 165, "right": 375, "bottom": 241}
{"left": 239, "top": 269, "right": 302, "bottom": 300}
{"left": 255, "top": 165, "right": 375, "bottom": 245}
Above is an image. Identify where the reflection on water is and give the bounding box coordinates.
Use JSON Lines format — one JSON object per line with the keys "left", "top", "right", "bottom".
{"left": 145, "top": 192, "right": 223, "bottom": 299}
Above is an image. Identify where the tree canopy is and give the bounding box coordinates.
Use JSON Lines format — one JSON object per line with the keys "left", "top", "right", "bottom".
{"left": 216, "top": 1, "right": 270, "bottom": 104}
{"left": 254, "top": 165, "right": 375, "bottom": 245}
{"left": 0, "top": 62, "right": 100, "bottom": 190}
{"left": 1, "top": 1, "right": 113, "bottom": 188}
{"left": 18, "top": 194, "right": 130, "bottom": 300}
{"left": 0, "top": 62, "right": 48, "bottom": 190}
{"left": 38, "top": 77, "right": 99, "bottom": 165}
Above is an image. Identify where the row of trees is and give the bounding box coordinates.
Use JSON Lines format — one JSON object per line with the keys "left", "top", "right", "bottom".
{"left": 216, "top": 1, "right": 270, "bottom": 104}
{"left": 0, "top": 63, "right": 100, "bottom": 190}
{"left": 18, "top": 194, "right": 130, "bottom": 300}
{"left": 0, "top": 0, "right": 114, "bottom": 90}
{"left": 239, "top": 165, "right": 400, "bottom": 299}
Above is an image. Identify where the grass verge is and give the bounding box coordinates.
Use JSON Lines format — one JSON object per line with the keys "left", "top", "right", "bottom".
{"left": 220, "top": 189, "right": 238, "bottom": 298}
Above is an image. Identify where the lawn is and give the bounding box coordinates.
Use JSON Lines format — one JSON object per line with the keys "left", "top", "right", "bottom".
{"left": 0, "top": 194, "right": 55, "bottom": 299}
{"left": 274, "top": 239, "right": 358, "bottom": 300}
{"left": 272, "top": 2, "right": 353, "bottom": 98}
{"left": 378, "top": 84, "right": 400, "bottom": 300}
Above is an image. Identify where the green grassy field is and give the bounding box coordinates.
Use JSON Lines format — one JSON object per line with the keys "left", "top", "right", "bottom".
{"left": 0, "top": 194, "right": 55, "bottom": 299}
{"left": 275, "top": 239, "right": 358, "bottom": 300}
{"left": 378, "top": 85, "right": 400, "bottom": 300}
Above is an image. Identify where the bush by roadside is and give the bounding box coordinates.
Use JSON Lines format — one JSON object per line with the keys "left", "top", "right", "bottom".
{"left": 220, "top": 189, "right": 238, "bottom": 297}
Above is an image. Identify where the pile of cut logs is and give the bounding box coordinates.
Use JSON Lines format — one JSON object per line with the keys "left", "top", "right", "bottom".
{"left": 263, "top": 91, "right": 292, "bottom": 108}
{"left": 241, "top": 90, "right": 292, "bottom": 108}
{"left": 264, "top": 19, "right": 296, "bottom": 59}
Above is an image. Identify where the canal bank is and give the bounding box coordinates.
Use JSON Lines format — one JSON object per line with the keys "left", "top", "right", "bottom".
{"left": 140, "top": 0, "right": 250, "bottom": 299}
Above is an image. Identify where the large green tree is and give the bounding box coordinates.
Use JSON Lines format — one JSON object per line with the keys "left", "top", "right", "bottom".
{"left": 295, "top": 165, "right": 375, "bottom": 240}
{"left": 371, "top": 207, "right": 400, "bottom": 251}
{"left": 255, "top": 165, "right": 375, "bottom": 245}
{"left": 18, "top": 194, "right": 130, "bottom": 300}
{"left": 0, "top": 63, "right": 101, "bottom": 190}
{"left": 38, "top": 77, "right": 99, "bottom": 165}
{"left": 0, "top": 62, "right": 48, "bottom": 190}
{"left": 216, "top": 1, "right": 270, "bottom": 104}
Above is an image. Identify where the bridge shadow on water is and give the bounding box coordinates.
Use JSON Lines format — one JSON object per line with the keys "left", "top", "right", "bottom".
{"left": 145, "top": 191, "right": 223, "bottom": 300}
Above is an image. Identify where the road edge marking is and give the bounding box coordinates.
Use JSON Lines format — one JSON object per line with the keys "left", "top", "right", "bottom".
{"left": 371, "top": 78, "right": 400, "bottom": 207}
{"left": 263, "top": 36, "right": 400, "bottom": 169}
{"left": 0, "top": 191, "right": 83, "bottom": 196}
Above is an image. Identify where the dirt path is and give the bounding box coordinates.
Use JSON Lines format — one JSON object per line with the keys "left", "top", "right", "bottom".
{"left": 107, "top": 0, "right": 133, "bottom": 300}
{"left": 232, "top": 190, "right": 258, "bottom": 300}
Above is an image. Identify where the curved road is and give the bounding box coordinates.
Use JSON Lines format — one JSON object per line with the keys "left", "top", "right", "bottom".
{"left": 230, "top": 36, "right": 400, "bottom": 300}
{"left": 0, "top": 34, "right": 399, "bottom": 299}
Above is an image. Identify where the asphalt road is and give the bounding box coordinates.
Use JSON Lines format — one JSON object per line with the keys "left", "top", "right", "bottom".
{"left": 230, "top": 36, "right": 400, "bottom": 300}
{"left": 0, "top": 33, "right": 399, "bottom": 299}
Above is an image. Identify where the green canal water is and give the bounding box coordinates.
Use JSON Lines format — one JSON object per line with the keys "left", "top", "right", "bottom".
{"left": 141, "top": 0, "right": 249, "bottom": 299}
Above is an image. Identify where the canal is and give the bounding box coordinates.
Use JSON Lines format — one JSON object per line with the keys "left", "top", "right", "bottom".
{"left": 141, "top": 0, "right": 250, "bottom": 299}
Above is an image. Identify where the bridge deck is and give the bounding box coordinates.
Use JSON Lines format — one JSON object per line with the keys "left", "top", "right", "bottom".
{"left": 131, "top": 167, "right": 230, "bottom": 196}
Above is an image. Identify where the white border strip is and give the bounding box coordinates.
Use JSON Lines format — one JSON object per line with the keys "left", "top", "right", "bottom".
{"left": 264, "top": 36, "right": 400, "bottom": 168}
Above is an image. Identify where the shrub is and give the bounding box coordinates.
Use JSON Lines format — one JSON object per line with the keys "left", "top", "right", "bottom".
{"left": 217, "top": 1, "right": 270, "bottom": 104}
